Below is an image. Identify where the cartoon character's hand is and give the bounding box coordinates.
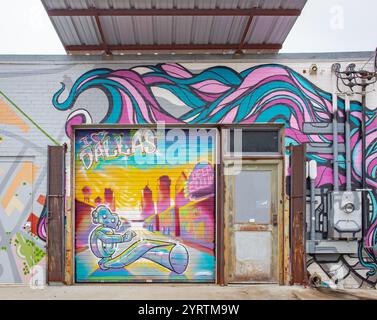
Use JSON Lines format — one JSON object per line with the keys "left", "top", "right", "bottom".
{"left": 122, "top": 229, "right": 137, "bottom": 242}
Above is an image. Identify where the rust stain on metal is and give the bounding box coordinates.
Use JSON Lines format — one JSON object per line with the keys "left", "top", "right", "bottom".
{"left": 47, "top": 146, "right": 66, "bottom": 284}
{"left": 289, "top": 144, "right": 308, "bottom": 285}
{"left": 237, "top": 224, "right": 269, "bottom": 231}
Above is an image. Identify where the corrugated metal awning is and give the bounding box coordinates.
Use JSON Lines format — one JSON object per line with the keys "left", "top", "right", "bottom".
{"left": 41, "top": 0, "right": 307, "bottom": 55}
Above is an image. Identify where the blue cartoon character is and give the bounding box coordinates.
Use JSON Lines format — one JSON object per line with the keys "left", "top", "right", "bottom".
{"left": 89, "top": 205, "right": 137, "bottom": 270}
{"left": 89, "top": 205, "right": 189, "bottom": 274}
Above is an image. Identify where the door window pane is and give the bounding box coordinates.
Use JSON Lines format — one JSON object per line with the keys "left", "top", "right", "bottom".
{"left": 229, "top": 130, "right": 279, "bottom": 153}
{"left": 234, "top": 170, "right": 271, "bottom": 223}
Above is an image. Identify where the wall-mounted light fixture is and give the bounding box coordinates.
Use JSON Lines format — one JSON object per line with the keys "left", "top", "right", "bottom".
{"left": 309, "top": 64, "right": 318, "bottom": 75}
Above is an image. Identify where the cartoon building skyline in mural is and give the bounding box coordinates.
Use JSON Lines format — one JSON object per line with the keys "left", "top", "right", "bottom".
{"left": 74, "top": 128, "right": 216, "bottom": 282}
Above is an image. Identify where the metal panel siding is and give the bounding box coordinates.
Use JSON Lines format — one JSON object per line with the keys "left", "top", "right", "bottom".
{"left": 42, "top": 0, "right": 306, "bottom": 50}
{"left": 174, "top": 17, "right": 194, "bottom": 44}
{"left": 74, "top": 128, "right": 216, "bottom": 282}
{"left": 246, "top": 16, "right": 298, "bottom": 44}
{"left": 44, "top": 0, "right": 306, "bottom": 10}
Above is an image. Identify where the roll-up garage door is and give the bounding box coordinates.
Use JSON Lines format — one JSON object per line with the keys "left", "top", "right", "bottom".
{"left": 74, "top": 127, "right": 217, "bottom": 283}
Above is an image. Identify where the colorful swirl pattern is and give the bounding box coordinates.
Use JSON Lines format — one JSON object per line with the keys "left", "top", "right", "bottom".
{"left": 52, "top": 63, "right": 377, "bottom": 277}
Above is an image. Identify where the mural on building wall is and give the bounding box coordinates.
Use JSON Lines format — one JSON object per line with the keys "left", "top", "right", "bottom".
{"left": 53, "top": 63, "right": 377, "bottom": 287}
{"left": 0, "top": 62, "right": 376, "bottom": 286}
{"left": 0, "top": 95, "right": 49, "bottom": 284}
{"left": 74, "top": 128, "right": 216, "bottom": 282}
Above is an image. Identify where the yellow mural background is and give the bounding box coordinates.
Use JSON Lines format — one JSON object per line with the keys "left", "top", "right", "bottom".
{"left": 75, "top": 160, "right": 194, "bottom": 215}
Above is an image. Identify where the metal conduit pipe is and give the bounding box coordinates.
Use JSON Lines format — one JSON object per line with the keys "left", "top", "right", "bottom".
{"left": 345, "top": 94, "right": 352, "bottom": 191}
{"left": 309, "top": 160, "right": 317, "bottom": 241}
{"left": 361, "top": 83, "right": 368, "bottom": 237}
{"left": 332, "top": 93, "right": 339, "bottom": 192}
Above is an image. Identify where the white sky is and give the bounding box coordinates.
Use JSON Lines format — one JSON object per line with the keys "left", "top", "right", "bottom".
{"left": 0, "top": 0, "right": 375, "bottom": 54}
{"left": 282, "top": 0, "right": 377, "bottom": 53}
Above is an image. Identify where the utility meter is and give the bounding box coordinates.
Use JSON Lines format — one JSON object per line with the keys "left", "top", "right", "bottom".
{"left": 328, "top": 191, "right": 362, "bottom": 240}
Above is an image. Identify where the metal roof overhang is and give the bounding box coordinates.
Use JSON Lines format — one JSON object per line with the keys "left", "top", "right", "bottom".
{"left": 41, "top": 0, "right": 307, "bottom": 55}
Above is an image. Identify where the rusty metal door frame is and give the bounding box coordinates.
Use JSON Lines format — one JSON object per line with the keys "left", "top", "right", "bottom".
{"left": 47, "top": 145, "right": 66, "bottom": 284}
{"left": 289, "top": 144, "right": 308, "bottom": 285}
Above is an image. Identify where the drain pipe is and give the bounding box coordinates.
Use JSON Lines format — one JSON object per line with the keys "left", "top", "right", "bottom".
{"left": 309, "top": 160, "right": 317, "bottom": 240}
{"left": 361, "top": 82, "right": 368, "bottom": 236}
{"left": 345, "top": 94, "right": 352, "bottom": 191}
{"left": 332, "top": 93, "right": 339, "bottom": 192}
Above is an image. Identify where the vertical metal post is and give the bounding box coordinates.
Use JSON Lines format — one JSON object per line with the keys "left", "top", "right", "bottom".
{"left": 310, "top": 178, "right": 316, "bottom": 240}
{"left": 361, "top": 83, "right": 368, "bottom": 237}
{"left": 216, "top": 127, "right": 225, "bottom": 285}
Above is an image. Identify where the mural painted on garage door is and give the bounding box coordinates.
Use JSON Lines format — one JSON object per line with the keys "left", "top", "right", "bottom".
{"left": 74, "top": 127, "right": 216, "bottom": 282}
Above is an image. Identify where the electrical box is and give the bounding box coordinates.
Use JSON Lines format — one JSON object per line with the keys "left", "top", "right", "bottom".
{"left": 307, "top": 239, "right": 359, "bottom": 254}
{"left": 328, "top": 191, "right": 362, "bottom": 240}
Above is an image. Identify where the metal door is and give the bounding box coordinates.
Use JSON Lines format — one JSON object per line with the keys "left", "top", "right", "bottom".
{"left": 225, "top": 161, "right": 279, "bottom": 283}
{"left": 73, "top": 127, "right": 217, "bottom": 283}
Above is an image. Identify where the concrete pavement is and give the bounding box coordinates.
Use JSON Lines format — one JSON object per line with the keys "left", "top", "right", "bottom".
{"left": 0, "top": 284, "right": 376, "bottom": 300}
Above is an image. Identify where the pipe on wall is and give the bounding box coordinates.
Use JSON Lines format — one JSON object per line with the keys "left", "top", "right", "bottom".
{"left": 309, "top": 160, "right": 317, "bottom": 241}
{"left": 332, "top": 93, "right": 339, "bottom": 192}
{"left": 361, "top": 83, "right": 369, "bottom": 237}
{"left": 345, "top": 94, "right": 352, "bottom": 191}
